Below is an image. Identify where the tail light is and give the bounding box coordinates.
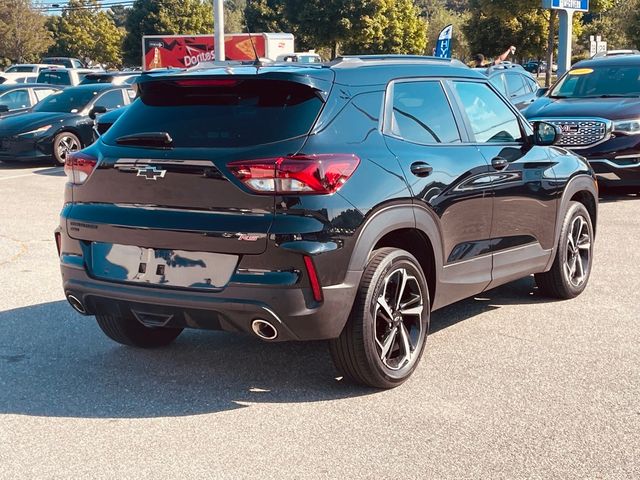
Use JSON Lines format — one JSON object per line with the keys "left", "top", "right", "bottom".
{"left": 228, "top": 154, "right": 360, "bottom": 195}
{"left": 64, "top": 152, "right": 97, "bottom": 185}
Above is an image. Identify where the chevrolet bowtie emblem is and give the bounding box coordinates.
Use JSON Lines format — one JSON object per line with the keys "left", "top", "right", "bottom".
{"left": 136, "top": 165, "right": 167, "bottom": 180}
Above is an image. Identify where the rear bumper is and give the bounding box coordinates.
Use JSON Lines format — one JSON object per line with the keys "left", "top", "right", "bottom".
{"left": 61, "top": 264, "right": 360, "bottom": 341}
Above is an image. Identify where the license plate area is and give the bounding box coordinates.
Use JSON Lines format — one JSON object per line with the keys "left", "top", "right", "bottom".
{"left": 90, "top": 242, "right": 238, "bottom": 290}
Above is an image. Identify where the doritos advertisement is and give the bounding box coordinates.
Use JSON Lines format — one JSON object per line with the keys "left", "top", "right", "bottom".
{"left": 143, "top": 34, "right": 267, "bottom": 70}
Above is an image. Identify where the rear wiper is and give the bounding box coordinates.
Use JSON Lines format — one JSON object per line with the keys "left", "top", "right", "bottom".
{"left": 115, "top": 132, "right": 173, "bottom": 148}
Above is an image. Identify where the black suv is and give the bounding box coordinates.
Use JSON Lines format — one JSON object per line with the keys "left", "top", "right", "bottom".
{"left": 526, "top": 54, "right": 640, "bottom": 188}
{"left": 57, "top": 56, "right": 598, "bottom": 388}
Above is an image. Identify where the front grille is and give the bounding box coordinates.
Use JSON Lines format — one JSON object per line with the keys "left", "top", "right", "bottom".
{"left": 545, "top": 119, "right": 608, "bottom": 148}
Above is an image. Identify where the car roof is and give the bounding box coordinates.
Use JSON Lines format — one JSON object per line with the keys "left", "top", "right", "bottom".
{"left": 84, "top": 71, "right": 137, "bottom": 78}
{"left": 0, "top": 83, "right": 63, "bottom": 92}
{"left": 574, "top": 54, "right": 640, "bottom": 68}
{"left": 139, "top": 56, "right": 480, "bottom": 88}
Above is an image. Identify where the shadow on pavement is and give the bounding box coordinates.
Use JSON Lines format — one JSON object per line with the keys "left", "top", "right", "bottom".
{"left": 32, "top": 167, "right": 65, "bottom": 177}
{"left": 0, "top": 160, "right": 50, "bottom": 169}
{"left": 0, "top": 277, "right": 555, "bottom": 419}
{"left": 599, "top": 188, "right": 639, "bottom": 204}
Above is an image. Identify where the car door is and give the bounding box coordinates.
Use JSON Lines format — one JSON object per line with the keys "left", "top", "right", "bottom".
{"left": 505, "top": 72, "right": 535, "bottom": 110}
{"left": 449, "top": 80, "right": 558, "bottom": 288}
{"left": 382, "top": 78, "right": 495, "bottom": 305}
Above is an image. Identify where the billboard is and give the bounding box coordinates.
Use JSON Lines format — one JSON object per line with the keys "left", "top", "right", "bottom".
{"left": 142, "top": 34, "right": 267, "bottom": 70}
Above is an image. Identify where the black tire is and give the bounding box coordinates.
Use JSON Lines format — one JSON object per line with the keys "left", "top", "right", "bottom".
{"left": 52, "top": 132, "right": 81, "bottom": 165}
{"left": 329, "top": 247, "right": 430, "bottom": 389}
{"left": 96, "top": 313, "right": 183, "bottom": 348}
{"left": 535, "top": 201, "right": 594, "bottom": 299}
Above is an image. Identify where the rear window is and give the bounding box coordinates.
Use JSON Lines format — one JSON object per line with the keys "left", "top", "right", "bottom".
{"left": 37, "top": 71, "right": 71, "bottom": 85}
{"left": 81, "top": 75, "right": 114, "bottom": 84}
{"left": 103, "top": 78, "right": 324, "bottom": 148}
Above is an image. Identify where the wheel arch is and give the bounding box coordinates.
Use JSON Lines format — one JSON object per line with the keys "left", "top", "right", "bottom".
{"left": 347, "top": 204, "right": 444, "bottom": 307}
{"left": 545, "top": 174, "right": 598, "bottom": 271}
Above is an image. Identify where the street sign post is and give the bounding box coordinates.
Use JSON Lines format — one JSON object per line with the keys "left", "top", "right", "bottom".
{"left": 542, "top": 0, "right": 589, "bottom": 76}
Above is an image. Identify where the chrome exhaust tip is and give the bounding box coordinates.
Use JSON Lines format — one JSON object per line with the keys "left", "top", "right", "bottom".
{"left": 251, "top": 319, "right": 278, "bottom": 340}
{"left": 67, "top": 294, "right": 87, "bottom": 315}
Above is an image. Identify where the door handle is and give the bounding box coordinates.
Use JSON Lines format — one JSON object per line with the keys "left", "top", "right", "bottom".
{"left": 491, "top": 156, "right": 509, "bottom": 171}
{"left": 410, "top": 162, "right": 433, "bottom": 177}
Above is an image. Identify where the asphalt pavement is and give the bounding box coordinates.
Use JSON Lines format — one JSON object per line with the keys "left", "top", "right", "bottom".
{"left": 0, "top": 163, "right": 638, "bottom": 479}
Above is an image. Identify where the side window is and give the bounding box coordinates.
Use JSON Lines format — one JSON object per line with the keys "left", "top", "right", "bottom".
{"left": 525, "top": 77, "right": 539, "bottom": 93}
{"left": 505, "top": 74, "right": 527, "bottom": 97}
{"left": 489, "top": 74, "right": 507, "bottom": 96}
{"left": 34, "top": 88, "right": 57, "bottom": 102}
{"left": 389, "top": 81, "right": 461, "bottom": 144}
{"left": 125, "top": 89, "right": 136, "bottom": 101}
{"left": 0, "top": 89, "right": 31, "bottom": 109}
{"left": 95, "top": 90, "right": 124, "bottom": 110}
{"left": 72, "top": 60, "right": 84, "bottom": 68}
{"left": 452, "top": 81, "right": 523, "bottom": 144}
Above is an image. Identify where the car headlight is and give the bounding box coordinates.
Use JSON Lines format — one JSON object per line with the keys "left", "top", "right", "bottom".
{"left": 612, "top": 119, "right": 640, "bottom": 135}
{"left": 18, "top": 125, "right": 52, "bottom": 136}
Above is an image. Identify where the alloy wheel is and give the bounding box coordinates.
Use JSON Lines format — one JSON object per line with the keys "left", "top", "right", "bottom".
{"left": 564, "top": 214, "right": 591, "bottom": 287}
{"left": 374, "top": 267, "right": 425, "bottom": 371}
{"left": 56, "top": 135, "right": 80, "bottom": 163}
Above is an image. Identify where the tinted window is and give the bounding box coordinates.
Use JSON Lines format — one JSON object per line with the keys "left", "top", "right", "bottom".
{"left": 37, "top": 71, "right": 71, "bottom": 85}
{"left": 524, "top": 77, "right": 538, "bottom": 93}
{"left": 389, "top": 81, "right": 460, "bottom": 144}
{"left": 6, "top": 66, "right": 35, "bottom": 73}
{"left": 489, "top": 74, "right": 507, "bottom": 95}
{"left": 551, "top": 65, "right": 640, "bottom": 97}
{"left": 32, "top": 88, "right": 97, "bottom": 113}
{"left": 94, "top": 90, "right": 124, "bottom": 109}
{"left": 505, "top": 73, "right": 527, "bottom": 97}
{"left": 453, "top": 82, "right": 523, "bottom": 143}
{"left": 0, "top": 89, "right": 31, "bottom": 109}
{"left": 104, "top": 79, "right": 324, "bottom": 148}
{"left": 33, "top": 88, "right": 57, "bottom": 102}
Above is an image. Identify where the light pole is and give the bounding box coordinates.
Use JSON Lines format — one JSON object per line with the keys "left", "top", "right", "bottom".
{"left": 214, "top": 0, "right": 225, "bottom": 61}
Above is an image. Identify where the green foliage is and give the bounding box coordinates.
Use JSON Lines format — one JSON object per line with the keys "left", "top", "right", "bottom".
{"left": 247, "top": 0, "right": 426, "bottom": 57}
{"left": 463, "top": 0, "right": 548, "bottom": 61}
{"left": 122, "top": 0, "right": 214, "bottom": 66}
{"left": 47, "top": 0, "right": 124, "bottom": 68}
{"left": 224, "top": 0, "right": 248, "bottom": 33}
{"left": 0, "top": 0, "right": 53, "bottom": 63}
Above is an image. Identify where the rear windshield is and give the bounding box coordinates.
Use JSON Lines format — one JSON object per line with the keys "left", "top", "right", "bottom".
{"left": 37, "top": 71, "right": 71, "bottom": 85}
{"left": 551, "top": 64, "right": 640, "bottom": 98}
{"left": 81, "top": 75, "right": 114, "bottom": 84}
{"left": 103, "top": 78, "right": 324, "bottom": 148}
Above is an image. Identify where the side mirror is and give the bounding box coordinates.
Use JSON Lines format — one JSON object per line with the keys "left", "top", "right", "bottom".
{"left": 0, "top": 105, "right": 9, "bottom": 113}
{"left": 89, "top": 105, "right": 107, "bottom": 120}
{"left": 536, "top": 87, "right": 549, "bottom": 98}
{"left": 532, "top": 121, "right": 561, "bottom": 146}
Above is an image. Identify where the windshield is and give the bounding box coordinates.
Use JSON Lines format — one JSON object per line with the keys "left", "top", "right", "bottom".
{"left": 32, "top": 89, "right": 97, "bottom": 113}
{"left": 551, "top": 65, "right": 640, "bottom": 98}
{"left": 103, "top": 79, "right": 324, "bottom": 148}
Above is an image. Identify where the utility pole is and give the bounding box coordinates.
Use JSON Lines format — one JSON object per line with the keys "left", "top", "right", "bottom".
{"left": 214, "top": 0, "right": 225, "bottom": 61}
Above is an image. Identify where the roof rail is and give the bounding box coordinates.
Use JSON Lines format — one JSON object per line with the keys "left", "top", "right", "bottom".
{"left": 331, "top": 55, "right": 468, "bottom": 68}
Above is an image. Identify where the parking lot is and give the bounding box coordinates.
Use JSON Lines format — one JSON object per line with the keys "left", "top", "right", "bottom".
{"left": 0, "top": 163, "right": 638, "bottom": 479}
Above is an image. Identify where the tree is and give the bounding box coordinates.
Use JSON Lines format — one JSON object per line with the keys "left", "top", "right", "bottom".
{"left": 224, "top": 0, "right": 248, "bottom": 33}
{"left": 109, "top": 5, "right": 130, "bottom": 28}
{"left": 463, "top": 0, "right": 548, "bottom": 61}
{"left": 122, "top": 0, "right": 214, "bottom": 66}
{"left": 47, "top": 0, "right": 124, "bottom": 67}
{"left": 0, "top": 0, "right": 53, "bottom": 64}
{"left": 342, "top": 0, "right": 427, "bottom": 55}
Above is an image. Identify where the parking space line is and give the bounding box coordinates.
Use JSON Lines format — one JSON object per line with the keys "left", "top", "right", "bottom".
{"left": 0, "top": 168, "right": 63, "bottom": 181}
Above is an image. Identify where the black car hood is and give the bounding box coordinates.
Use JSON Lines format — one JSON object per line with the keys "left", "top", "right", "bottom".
{"left": 0, "top": 112, "right": 78, "bottom": 136}
{"left": 525, "top": 96, "right": 640, "bottom": 121}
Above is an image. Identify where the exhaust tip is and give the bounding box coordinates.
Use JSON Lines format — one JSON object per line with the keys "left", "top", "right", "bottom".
{"left": 251, "top": 319, "right": 278, "bottom": 340}
{"left": 67, "top": 294, "right": 87, "bottom": 315}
